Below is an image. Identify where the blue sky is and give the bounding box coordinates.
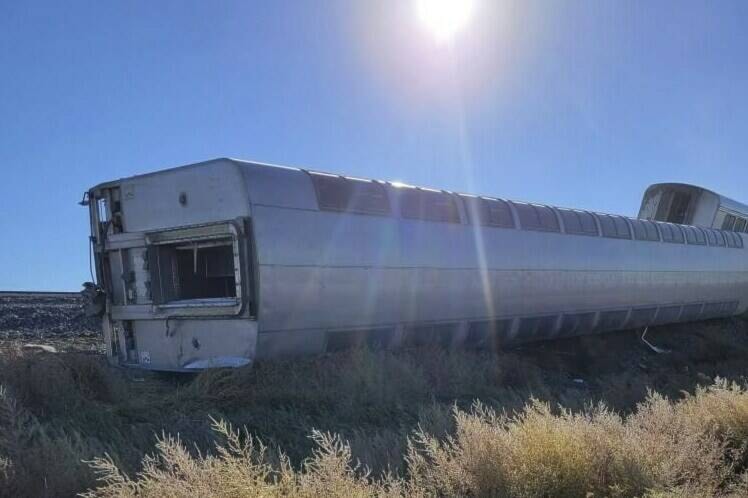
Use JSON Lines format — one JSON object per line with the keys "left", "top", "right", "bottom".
{"left": 1, "top": 1, "right": 747, "bottom": 291}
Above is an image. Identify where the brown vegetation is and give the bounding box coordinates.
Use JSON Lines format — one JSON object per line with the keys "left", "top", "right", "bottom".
{"left": 1, "top": 319, "right": 748, "bottom": 497}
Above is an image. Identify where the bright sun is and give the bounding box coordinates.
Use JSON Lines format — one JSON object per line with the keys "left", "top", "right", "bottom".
{"left": 416, "top": 0, "right": 475, "bottom": 43}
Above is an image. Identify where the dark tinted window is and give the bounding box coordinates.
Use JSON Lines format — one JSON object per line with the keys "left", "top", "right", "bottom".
{"left": 723, "top": 301, "right": 739, "bottom": 315}
{"left": 400, "top": 188, "right": 460, "bottom": 223}
{"left": 680, "top": 304, "right": 703, "bottom": 322}
{"left": 724, "top": 231, "right": 743, "bottom": 248}
{"left": 683, "top": 226, "right": 707, "bottom": 245}
{"left": 596, "top": 310, "right": 628, "bottom": 332}
{"left": 558, "top": 313, "right": 596, "bottom": 337}
{"left": 654, "top": 306, "right": 682, "bottom": 325}
{"left": 704, "top": 228, "right": 718, "bottom": 246}
{"left": 722, "top": 214, "right": 736, "bottom": 230}
{"left": 627, "top": 307, "right": 657, "bottom": 328}
{"left": 734, "top": 218, "right": 747, "bottom": 232}
{"left": 598, "top": 214, "right": 631, "bottom": 239}
{"left": 511, "top": 202, "right": 560, "bottom": 232}
{"left": 310, "top": 173, "right": 390, "bottom": 215}
{"left": 478, "top": 198, "right": 514, "bottom": 228}
{"left": 724, "top": 231, "right": 736, "bottom": 248}
{"left": 559, "top": 209, "right": 598, "bottom": 235}
{"left": 516, "top": 315, "right": 559, "bottom": 341}
{"left": 630, "top": 219, "right": 660, "bottom": 242}
{"left": 465, "top": 320, "right": 512, "bottom": 349}
{"left": 708, "top": 229, "right": 726, "bottom": 247}
{"left": 402, "top": 323, "right": 455, "bottom": 348}
{"left": 659, "top": 223, "right": 685, "bottom": 244}
{"left": 702, "top": 302, "right": 723, "bottom": 318}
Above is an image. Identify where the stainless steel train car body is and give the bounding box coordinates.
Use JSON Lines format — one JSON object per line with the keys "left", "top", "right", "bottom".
{"left": 86, "top": 159, "right": 748, "bottom": 371}
{"left": 640, "top": 183, "right": 748, "bottom": 231}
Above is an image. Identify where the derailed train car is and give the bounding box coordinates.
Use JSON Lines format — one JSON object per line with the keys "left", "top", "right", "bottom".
{"left": 83, "top": 158, "right": 748, "bottom": 371}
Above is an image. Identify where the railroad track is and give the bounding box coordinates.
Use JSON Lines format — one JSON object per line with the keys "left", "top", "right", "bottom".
{"left": 0, "top": 291, "right": 80, "bottom": 298}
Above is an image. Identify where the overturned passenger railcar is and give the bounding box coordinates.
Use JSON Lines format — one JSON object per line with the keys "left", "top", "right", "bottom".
{"left": 83, "top": 158, "right": 748, "bottom": 371}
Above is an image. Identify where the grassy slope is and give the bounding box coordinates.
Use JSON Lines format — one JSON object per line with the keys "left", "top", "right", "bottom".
{"left": 1, "top": 319, "right": 748, "bottom": 497}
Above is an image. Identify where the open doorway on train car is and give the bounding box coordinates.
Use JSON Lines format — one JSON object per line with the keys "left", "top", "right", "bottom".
{"left": 146, "top": 222, "right": 245, "bottom": 312}
{"left": 160, "top": 239, "right": 236, "bottom": 300}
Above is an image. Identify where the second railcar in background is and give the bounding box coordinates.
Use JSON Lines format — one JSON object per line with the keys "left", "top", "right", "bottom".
{"left": 84, "top": 159, "right": 748, "bottom": 371}
{"left": 640, "top": 182, "right": 748, "bottom": 232}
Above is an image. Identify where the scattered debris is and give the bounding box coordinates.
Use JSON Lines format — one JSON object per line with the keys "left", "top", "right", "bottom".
{"left": 22, "top": 343, "right": 58, "bottom": 353}
{"left": 641, "top": 327, "right": 671, "bottom": 354}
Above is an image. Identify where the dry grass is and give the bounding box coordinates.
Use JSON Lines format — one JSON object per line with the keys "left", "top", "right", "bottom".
{"left": 76, "top": 381, "right": 748, "bottom": 497}
{"left": 1, "top": 319, "right": 748, "bottom": 497}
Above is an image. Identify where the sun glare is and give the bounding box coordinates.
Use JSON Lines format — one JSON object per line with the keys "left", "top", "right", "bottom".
{"left": 416, "top": 0, "right": 475, "bottom": 43}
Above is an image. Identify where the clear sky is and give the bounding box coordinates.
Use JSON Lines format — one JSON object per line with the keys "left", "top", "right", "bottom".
{"left": 1, "top": 1, "right": 747, "bottom": 291}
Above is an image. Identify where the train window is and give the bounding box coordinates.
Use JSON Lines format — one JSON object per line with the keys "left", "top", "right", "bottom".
{"left": 557, "top": 312, "right": 596, "bottom": 337}
{"left": 709, "top": 229, "right": 726, "bottom": 247}
{"left": 722, "top": 301, "right": 739, "bottom": 316}
{"left": 310, "top": 173, "right": 391, "bottom": 215}
{"left": 722, "top": 214, "right": 736, "bottom": 230}
{"left": 643, "top": 220, "right": 660, "bottom": 241}
{"left": 724, "top": 231, "right": 736, "bottom": 248}
{"left": 683, "top": 226, "right": 707, "bottom": 245}
{"left": 671, "top": 225, "right": 685, "bottom": 244}
{"left": 596, "top": 310, "right": 628, "bottom": 332}
{"left": 680, "top": 304, "right": 703, "bottom": 322}
{"left": 400, "top": 188, "right": 460, "bottom": 223}
{"left": 734, "top": 218, "right": 747, "bottom": 232}
{"left": 630, "top": 219, "right": 660, "bottom": 242}
{"left": 511, "top": 202, "right": 560, "bottom": 232}
{"left": 402, "top": 323, "right": 456, "bottom": 348}
{"left": 366, "top": 328, "right": 394, "bottom": 350}
{"left": 654, "top": 306, "right": 682, "bottom": 325}
{"left": 627, "top": 307, "right": 657, "bottom": 328}
{"left": 326, "top": 329, "right": 366, "bottom": 352}
{"left": 704, "top": 229, "right": 718, "bottom": 246}
{"left": 559, "top": 209, "right": 598, "bottom": 236}
{"left": 516, "top": 316, "right": 558, "bottom": 341}
{"left": 465, "top": 320, "right": 512, "bottom": 349}
{"left": 479, "top": 197, "right": 515, "bottom": 228}
{"left": 724, "top": 231, "right": 744, "bottom": 248}
{"left": 629, "top": 220, "right": 646, "bottom": 241}
{"left": 701, "top": 303, "right": 723, "bottom": 319}
{"left": 659, "top": 223, "right": 685, "bottom": 244}
{"left": 597, "top": 214, "right": 631, "bottom": 239}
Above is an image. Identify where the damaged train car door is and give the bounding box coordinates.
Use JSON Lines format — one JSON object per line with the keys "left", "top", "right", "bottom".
{"left": 84, "top": 178, "right": 258, "bottom": 371}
